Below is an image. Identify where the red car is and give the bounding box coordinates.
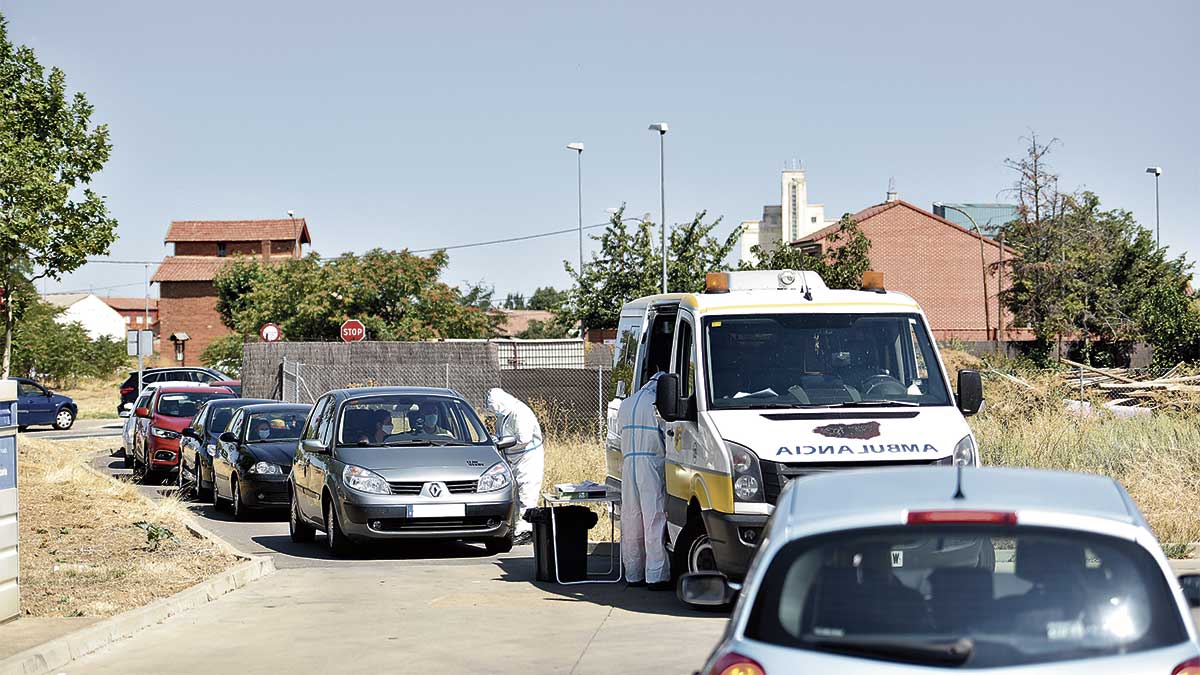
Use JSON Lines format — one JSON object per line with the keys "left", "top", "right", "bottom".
{"left": 132, "top": 385, "right": 234, "bottom": 481}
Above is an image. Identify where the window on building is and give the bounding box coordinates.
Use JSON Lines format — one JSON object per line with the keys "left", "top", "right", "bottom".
{"left": 125, "top": 316, "right": 131, "bottom": 324}
{"left": 811, "top": 216, "right": 817, "bottom": 223}
{"left": 136, "top": 316, "right": 143, "bottom": 324}
{"left": 217, "top": 242, "right": 227, "bottom": 257}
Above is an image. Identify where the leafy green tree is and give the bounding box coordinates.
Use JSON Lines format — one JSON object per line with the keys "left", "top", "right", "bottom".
{"left": 563, "top": 208, "right": 738, "bottom": 330}
{"left": 527, "top": 286, "right": 566, "bottom": 312}
{"left": 9, "top": 297, "right": 127, "bottom": 384}
{"left": 200, "top": 334, "right": 247, "bottom": 378}
{"left": 516, "top": 317, "right": 574, "bottom": 339}
{"left": 740, "top": 213, "right": 871, "bottom": 289}
{"left": 502, "top": 293, "right": 526, "bottom": 310}
{"left": 0, "top": 17, "right": 118, "bottom": 376}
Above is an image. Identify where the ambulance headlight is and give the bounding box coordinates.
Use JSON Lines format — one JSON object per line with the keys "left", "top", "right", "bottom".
{"left": 727, "top": 441, "right": 765, "bottom": 503}
{"left": 954, "top": 435, "right": 977, "bottom": 467}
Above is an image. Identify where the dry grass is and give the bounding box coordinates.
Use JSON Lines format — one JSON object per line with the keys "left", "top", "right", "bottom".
{"left": 542, "top": 434, "right": 615, "bottom": 542}
{"left": 17, "top": 437, "right": 239, "bottom": 618}
{"left": 55, "top": 376, "right": 123, "bottom": 420}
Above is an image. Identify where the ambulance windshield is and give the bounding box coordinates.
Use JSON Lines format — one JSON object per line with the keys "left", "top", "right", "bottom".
{"left": 704, "top": 313, "right": 951, "bottom": 409}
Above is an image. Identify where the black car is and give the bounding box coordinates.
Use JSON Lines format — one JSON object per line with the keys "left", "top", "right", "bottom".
{"left": 211, "top": 402, "right": 311, "bottom": 519}
{"left": 178, "top": 397, "right": 273, "bottom": 500}
{"left": 118, "top": 367, "right": 228, "bottom": 415}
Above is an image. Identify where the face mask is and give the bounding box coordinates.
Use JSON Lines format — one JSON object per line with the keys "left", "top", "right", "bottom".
{"left": 381, "top": 423, "right": 394, "bottom": 434}
{"left": 423, "top": 414, "right": 439, "bottom": 429}
{"left": 256, "top": 429, "right": 270, "bottom": 440}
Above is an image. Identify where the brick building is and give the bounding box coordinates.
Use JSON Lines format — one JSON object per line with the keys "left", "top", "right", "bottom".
{"left": 795, "top": 196, "right": 1031, "bottom": 343}
{"left": 102, "top": 297, "right": 159, "bottom": 331}
{"left": 152, "top": 219, "right": 311, "bottom": 366}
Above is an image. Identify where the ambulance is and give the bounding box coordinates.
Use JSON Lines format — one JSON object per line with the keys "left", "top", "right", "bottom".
{"left": 605, "top": 269, "right": 985, "bottom": 582}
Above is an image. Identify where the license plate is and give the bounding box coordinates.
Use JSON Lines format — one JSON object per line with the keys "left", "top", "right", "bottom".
{"left": 411, "top": 503, "right": 465, "bottom": 518}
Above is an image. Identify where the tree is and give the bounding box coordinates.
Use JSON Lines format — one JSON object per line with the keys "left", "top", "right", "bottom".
{"left": 9, "top": 296, "right": 127, "bottom": 384}
{"left": 562, "top": 208, "right": 738, "bottom": 330}
{"left": 502, "top": 293, "right": 526, "bottom": 310}
{"left": 0, "top": 17, "right": 119, "bottom": 377}
{"left": 740, "top": 213, "right": 871, "bottom": 289}
{"left": 516, "top": 318, "right": 573, "bottom": 339}
{"left": 527, "top": 286, "right": 566, "bottom": 312}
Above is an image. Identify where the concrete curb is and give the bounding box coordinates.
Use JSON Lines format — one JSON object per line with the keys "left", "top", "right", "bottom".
{"left": 0, "top": 451, "right": 277, "bottom": 675}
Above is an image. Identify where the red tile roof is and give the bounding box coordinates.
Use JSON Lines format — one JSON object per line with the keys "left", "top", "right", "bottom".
{"left": 150, "top": 256, "right": 233, "bottom": 283}
{"left": 164, "top": 219, "right": 312, "bottom": 244}
{"left": 796, "top": 200, "right": 1012, "bottom": 252}
{"left": 103, "top": 297, "right": 159, "bottom": 311}
{"left": 493, "top": 309, "right": 558, "bottom": 337}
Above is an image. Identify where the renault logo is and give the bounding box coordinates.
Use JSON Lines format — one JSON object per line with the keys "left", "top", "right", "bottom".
{"left": 428, "top": 483, "right": 443, "bottom": 498}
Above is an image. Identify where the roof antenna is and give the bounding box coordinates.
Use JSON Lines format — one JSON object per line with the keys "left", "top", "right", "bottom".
{"left": 952, "top": 464, "right": 966, "bottom": 500}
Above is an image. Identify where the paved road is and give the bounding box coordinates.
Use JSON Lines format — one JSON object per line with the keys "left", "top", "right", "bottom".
{"left": 20, "top": 418, "right": 123, "bottom": 441}
{"left": 76, "top": 447, "right": 726, "bottom": 674}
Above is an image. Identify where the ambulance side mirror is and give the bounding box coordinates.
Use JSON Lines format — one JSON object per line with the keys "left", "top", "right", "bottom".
{"left": 957, "top": 370, "right": 984, "bottom": 416}
{"left": 655, "top": 374, "right": 682, "bottom": 422}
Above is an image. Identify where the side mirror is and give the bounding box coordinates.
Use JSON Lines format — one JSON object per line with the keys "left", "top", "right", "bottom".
{"left": 218, "top": 431, "right": 237, "bottom": 444}
{"left": 496, "top": 435, "right": 518, "bottom": 451}
{"left": 678, "top": 572, "right": 735, "bottom": 607}
{"left": 1179, "top": 574, "right": 1200, "bottom": 608}
{"left": 655, "top": 374, "right": 681, "bottom": 422}
{"left": 134, "top": 406, "right": 151, "bottom": 418}
{"left": 181, "top": 427, "right": 200, "bottom": 439}
{"left": 957, "top": 369, "right": 984, "bottom": 416}
{"left": 301, "top": 438, "right": 329, "bottom": 454}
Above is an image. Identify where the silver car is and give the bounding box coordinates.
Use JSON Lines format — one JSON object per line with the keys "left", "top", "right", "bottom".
{"left": 683, "top": 467, "right": 1200, "bottom": 674}
{"left": 288, "top": 387, "right": 518, "bottom": 556}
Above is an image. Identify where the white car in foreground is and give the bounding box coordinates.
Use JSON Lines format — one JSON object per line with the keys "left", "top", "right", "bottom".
{"left": 683, "top": 467, "right": 1200, "bottom": 674}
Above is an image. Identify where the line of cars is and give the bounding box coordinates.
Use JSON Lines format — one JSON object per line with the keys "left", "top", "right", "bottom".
{"left": 119, "top": 376, "right": 521, "bottom": 555}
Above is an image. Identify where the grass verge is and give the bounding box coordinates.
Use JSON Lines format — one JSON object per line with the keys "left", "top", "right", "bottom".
{"left": 16, "top": 437, "right": 239, "bottom": 618}
{"left": 55, "top": 376, "right": 122, "bottom": 420}
{"left": 543, "top": 434, "right": 615, "bottom": 542}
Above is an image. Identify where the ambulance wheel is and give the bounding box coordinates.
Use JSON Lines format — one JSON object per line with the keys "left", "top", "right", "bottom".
{"left": 674, "top": 516, "right": 719, "bottom": 579}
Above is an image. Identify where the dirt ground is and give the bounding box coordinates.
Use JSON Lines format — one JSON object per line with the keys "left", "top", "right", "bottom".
{"left": 16, "top": 437, "right": 239, "bottom": 618}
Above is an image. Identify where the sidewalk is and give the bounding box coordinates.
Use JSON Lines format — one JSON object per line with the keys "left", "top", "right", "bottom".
{"left": 0, "top": 618, "right": 100, "bottom": 662}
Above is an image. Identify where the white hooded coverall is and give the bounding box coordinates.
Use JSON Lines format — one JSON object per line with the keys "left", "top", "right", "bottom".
{"left": 485, "top": 388, "right": 544, "bottom": 537}
{"left": 618, "top": 373, "right": 670, "bottom": 584}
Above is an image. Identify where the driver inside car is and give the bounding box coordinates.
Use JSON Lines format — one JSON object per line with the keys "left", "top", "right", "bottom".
{"left": 407, "top": 404, "right": 452, "bottom": 437}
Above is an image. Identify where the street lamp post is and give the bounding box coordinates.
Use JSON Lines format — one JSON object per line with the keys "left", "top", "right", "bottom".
{"left": 1146, "top": 167, "right": 1162, "bottom": 247}
{"left": 935, "top": 203, "right": 993, "bottom": 346}
{"left": 649, "top": 122, "right": 668, "bottom": 294}
{"left": 567, "top": 142, "right": 585, "bottom": 338}
{"left": 287, "top": 210, "right": 298, "bottom": 258}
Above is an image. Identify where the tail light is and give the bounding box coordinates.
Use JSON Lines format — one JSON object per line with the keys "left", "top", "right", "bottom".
{"left": 120, "top": 386, "right": 134, "bottom": 395}
{"left": 1173, "top": 657, "right": 1200, "bottom": 675}
{"left": 907, "top": 510, "right": 1017, "bottom": 526}
{"left": 708, "top": 652, "right": 765, "bottom": 675}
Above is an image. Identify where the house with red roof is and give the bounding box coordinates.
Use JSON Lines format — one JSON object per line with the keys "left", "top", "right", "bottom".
{"left": 152, "top": 219, "right": 312, "bottom": 365}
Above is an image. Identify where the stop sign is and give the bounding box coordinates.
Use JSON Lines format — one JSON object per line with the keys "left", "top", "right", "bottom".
{"left": 340, "top": 319, "right": 366, "bottom": 342}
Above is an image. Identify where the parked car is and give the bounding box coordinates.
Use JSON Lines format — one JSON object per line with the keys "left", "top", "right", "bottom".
{"left": 13, "top": 378, "right": 77, "bottom": 430}
{"left": 120, "top": 381, "right": 201, "bottom": 465}
{"left": 178, "top": 397, "right": 273, "bottom": 499}
{"left": 131, "top": 385, "right": 234, "bottom": 480}
{"left": 209, "top": 403, "right": 312, "bottom": 519}
{"left": 209, "top": 380, "right": 243, "bottom": 396}
{"left": 684, "top": 467, "right": 1200, "bottom": 674}
{"left": 117, "top": 367, "right": 229, "bottom": 415}
{"left": 289, "top": 387, "right": 518, "bottom": 556}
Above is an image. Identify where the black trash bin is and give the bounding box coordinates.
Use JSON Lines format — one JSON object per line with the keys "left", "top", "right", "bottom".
{"left": 524, "top": 505, "right": 599, "bottom": 582}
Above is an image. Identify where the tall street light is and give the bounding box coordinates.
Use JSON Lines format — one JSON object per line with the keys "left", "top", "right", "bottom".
{"left": 1146, "top": 167, "right": 1162, "bottom": 247}
{"left": 649, "top": 122, "right": 668, "bottom": 294}
{"left": 566, "top": 142, "right": 585, "bottom": 338}
{"left": 935, "top": 203, "right": 993, "bottom": 346}
{"left": 287, "top": 209, "right": 298, "bottom": 258}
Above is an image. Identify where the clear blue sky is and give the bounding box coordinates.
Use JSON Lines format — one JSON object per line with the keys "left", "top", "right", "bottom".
{"left": 4, "top": 0, "right": 1196, "bottom": 299}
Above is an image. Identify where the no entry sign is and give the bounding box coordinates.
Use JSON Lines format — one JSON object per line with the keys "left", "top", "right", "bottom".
{"left": 259, "top": 323, "right": 282, "bottom": 342}
{"left": 340, "top": 319, "right": 366, "bottom": 342}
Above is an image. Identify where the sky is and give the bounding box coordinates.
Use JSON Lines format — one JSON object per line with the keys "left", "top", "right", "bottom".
{"left": 3, "top": 0, "right": 1197, "bottom": 299}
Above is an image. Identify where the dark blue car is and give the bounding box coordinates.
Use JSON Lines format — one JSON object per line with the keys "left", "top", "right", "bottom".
{"left": 15, "top": 378, "right": 77, "bottom": 430}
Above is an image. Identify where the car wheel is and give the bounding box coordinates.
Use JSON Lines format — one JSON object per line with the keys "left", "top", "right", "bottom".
{"left": 211, "top": 474, "right": 225, "bottom": 511}
{"left": 122, "top": 448, "right": 133, "bottom": 469}
{"left": 324, "top": 498, "right": 353, "bottom": 556}
{"left": 674, "top": 516, "right": 719, "bottom": 579}
{"left": 177, "top": 457, "right": 190, "bottom": 499}
{"left": 17, "top": 425, "right": 27, "bottom": 432}
{"left": 289, "top": 488, "right": 314, "bottom": 543}
{"left": 231, "top": 476, "right": 245, "bottom": 521}
{"left": 53, "top": 408, "right": 75, "bottom": 430}
{"left": 485, "top": 535, "right": 514, "bottom": 555}
{"left": 194, "top": 456, "right": 211, "bottom": 500}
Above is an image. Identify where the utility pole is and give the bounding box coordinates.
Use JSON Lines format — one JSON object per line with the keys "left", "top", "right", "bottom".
{"left": 566, "top": 142, "right": 585, "bottom": 338}
{"left": 138, "top": 263, "right": 148, "bottom": 392}
{"left": 649, "top": 122, "right": 669, "bottom": 294}
{"left": 1146, "top": 167, "right": 1162, "bottom": 247}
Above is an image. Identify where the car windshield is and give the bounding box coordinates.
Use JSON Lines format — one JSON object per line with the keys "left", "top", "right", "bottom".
{"left": 745, "top": 526, "right": 1187, "bottom": 668}
{"left": 336, "top": 394, "right": 487, "bottom": 447}
{"left": 705, "top": 313, "right": 950, "bottom": 409}
{"left": 246, "top": 411, "right": 306, "bottom": 442}
{"left": 155, "top": 391, "right": 231, "bottom": 418}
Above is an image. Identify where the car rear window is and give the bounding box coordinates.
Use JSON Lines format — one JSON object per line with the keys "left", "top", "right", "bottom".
{"left": 745, "top": 526, "right": 1187, "bottom": 668}
{"left": 155, "top": 392, "right": 232, "bottom": 418}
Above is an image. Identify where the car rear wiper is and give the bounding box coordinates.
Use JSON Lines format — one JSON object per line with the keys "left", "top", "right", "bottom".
{"left": 803, "top": 635, "right": 973, "bottom": 666}
{"left": 830, "top": 399, "right": 920, "bottom": 408}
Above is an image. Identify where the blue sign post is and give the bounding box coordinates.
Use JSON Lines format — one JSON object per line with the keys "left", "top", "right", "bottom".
{"left": 0, "top": 379, "right": 18, "bottom": 622}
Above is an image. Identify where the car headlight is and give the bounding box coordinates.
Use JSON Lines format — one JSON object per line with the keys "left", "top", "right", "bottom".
{"left": 343, "top": 464, "right": 390, "bottom": 495}
{"left": 477, "top": 461, "right": 512, "bottom": 493}
{"left": 954, "top": 435, "right": 977, "bottom": 467}
{"left": 250, "top": 461, "right": 283, "bottom": 475}
{"left": 727, "top": 441, "right": 765, "bottom": 503}
{"left": 151, "top": 427, "right": 181, "bottom": 439}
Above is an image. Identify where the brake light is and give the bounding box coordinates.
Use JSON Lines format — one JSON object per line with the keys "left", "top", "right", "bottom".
{"left": 120, "top": 386, "right": 134, "bottom": 395}
{"left": 907, "top": 510, "right": 1017, "bottom": 526}
{"left": 708, "top": 652, "right": 765, "bottom": 675}
{"left": 1174, "top": 657, "right": 1200, "bottom": 675}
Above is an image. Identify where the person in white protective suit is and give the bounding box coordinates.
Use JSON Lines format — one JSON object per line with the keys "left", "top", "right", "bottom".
{"left": 618, "top": 372, "right": 671, "bottom": 590}
{"left": 485, "top": 388, "right": 544, "bottom": 545}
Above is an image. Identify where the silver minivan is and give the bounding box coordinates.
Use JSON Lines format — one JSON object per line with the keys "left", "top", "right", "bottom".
{"left": 684, "top": 467, "right": 1200, "bottom": 674}
{"left": 288, "top": 387, "right": 518, "bottom": 556}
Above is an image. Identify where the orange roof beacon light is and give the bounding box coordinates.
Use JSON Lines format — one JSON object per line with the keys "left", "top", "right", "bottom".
{"left": 861, "top": 271, "right": 886, "bottom": 293}
{"left": 705, "top": 271, "right": 730, "bottom": 294}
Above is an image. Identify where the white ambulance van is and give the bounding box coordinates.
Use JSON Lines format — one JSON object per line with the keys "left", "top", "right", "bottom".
{"left": 605, "top": 269, "right": 984, "bottom": 582}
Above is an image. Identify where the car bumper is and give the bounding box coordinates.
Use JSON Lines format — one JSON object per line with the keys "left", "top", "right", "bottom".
{"left": 148, "top": 438, "right": 181, "bottom": 470}
{"left": 237, "top": 473, "right": 290, "bottom": 509}
{"left": 336, "top": 493, "right": 516, "bottom": 542}
{"left": 700, "top": 510, "right": 768, "bottom": 581}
